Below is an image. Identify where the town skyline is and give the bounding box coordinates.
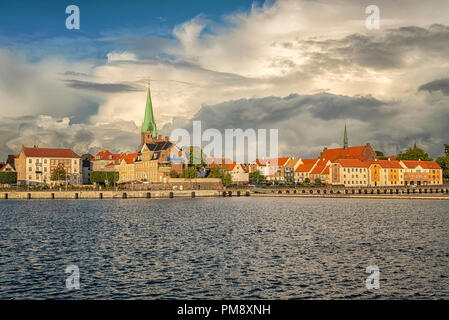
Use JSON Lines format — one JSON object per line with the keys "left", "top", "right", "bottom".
{"left": 1, "top": 0, "right": 449, "bottom": 161}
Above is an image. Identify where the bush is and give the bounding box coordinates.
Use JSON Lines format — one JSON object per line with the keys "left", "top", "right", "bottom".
{"left": 90, "top": 171, "right": 119, "bottom": 184}
{"left": 0, "top": 172, "right": 17, "bottom": 184}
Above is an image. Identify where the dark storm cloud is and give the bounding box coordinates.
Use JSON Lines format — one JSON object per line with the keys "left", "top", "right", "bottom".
{"left": 64, "top": 80, "right": 139, "bottom": 93}
{"left": 178, "top": 92, "right": 449, "bottom": 159}
{"left": 192, "top": 93, "right": 391, "bottom": 130}
{"left": 419, "top": 78, "right": 449, "bottom": 95}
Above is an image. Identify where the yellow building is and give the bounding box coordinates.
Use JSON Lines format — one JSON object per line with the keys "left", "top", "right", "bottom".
{"left": 134, "top": 145, "right": 159, "bottom": 182}
{"left": 330, "top": 159, "right": 371, "bottom": 187}
{"left": 368, "top": 160, "right": 404, "bottom": 187}
{"left": 116, "top": 156, "right": 137, "bottom": 183}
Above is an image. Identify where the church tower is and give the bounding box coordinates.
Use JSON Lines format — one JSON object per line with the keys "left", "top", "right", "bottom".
{"left": 142, "top": 83, "right": 157, "bottom": 138}
{"left": 343, "top": 123, "right": 348, "bottom": 150}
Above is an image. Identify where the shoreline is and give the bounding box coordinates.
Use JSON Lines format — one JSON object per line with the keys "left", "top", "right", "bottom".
{"left": 1, "top": 189, "right": 449, "bottom": 200}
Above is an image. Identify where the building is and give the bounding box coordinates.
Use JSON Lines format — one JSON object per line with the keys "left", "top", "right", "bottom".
{"left": 0, "top": 162, "right": 15, "bottom": 172}
{"left": 116, "top": 153, "right": 138, "bottom": 183}
{"left": 137, "top": 83, "right": 187, "bottom": 176}
{"left": 368, "top": 159, "right": 404, "bottom": 187}
{"left": 320, "top": 143, "right": 377, "bottom": 162}
{"left": 399, "top": 160, "right": 443, "bottom": 186}
{"left": 134, "top": 144, "right": 159, "bottom": 182}
{"left": 91, "top": 149, "right": 121, "bottom": 171}
{"left": 284, "top": 158, "right": 302, "bottom": 182}
{"left": 215, "top": 161, "right": 249, "bottom": 184}
{"left": 252, "top": 157, "right": 290, "bottom": 181}
{"left": 81, "top": 154, "right": 93, "bottom": 184}
{"left": 309, "top": 159, "right": 331, "bottom": 184}
{"left": 294, "top": 159, "right": 319, "bottom": 183}
{"left": 330, "top": 159, "right": 371, "bottom": 187}
{"left": 15, "top": 145, "right": 81, "bottom": 185}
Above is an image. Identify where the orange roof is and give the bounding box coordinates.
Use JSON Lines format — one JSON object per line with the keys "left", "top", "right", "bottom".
{"left": 322, "top": 166, "right": 330, "bottom": 175}
{"left": 302, "top": 158, "right": 319, "bottom": 164}
{"left": 320, "top": 145, "right": 372, "bottom": 161}
{"left": 400, "top": 160, "right": 441, "bottom": 170}
{"left": 295, "top": 159, "right": 318, "bottom": 172}
{"left": 373, "top": 159, "right": 403, "bottom": 169}
{"left": 91, "top": 149, "right": 121, "bottom": 162}
{"left": 335, "top": 159, "right": 371, "bottom": 168}
{"left": 255, "top": 157, "right": 290, "bottom": 167}
{"left": 23, "top": 146, "right": 80, "bottom": 158}
{"left": 222, "top": 162, "right": 237, "bottom": 171}
{"left": 118, "top": 153, "right": 137, "bottom": 165}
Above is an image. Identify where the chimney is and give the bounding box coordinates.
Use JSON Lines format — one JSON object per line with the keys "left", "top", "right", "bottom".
{"left": 165, "top": 136, "right": 169, "bottom": 141}
{"left": 158, "top": 134, "right": 162, "bottom": 140}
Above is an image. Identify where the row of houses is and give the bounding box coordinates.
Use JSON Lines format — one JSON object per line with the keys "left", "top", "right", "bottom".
{"left": 247, "top": 143, "right": 443, "bottom": 186}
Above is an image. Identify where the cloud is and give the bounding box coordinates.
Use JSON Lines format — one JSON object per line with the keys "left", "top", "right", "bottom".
{"left": 0, "top": 115, "right": 141, "bottom": 160}
{"left": 419, "top": 78, "right": 449, "bottom": 95}
{"left": 1, "top": 0, "right": 449, "bottom": 161}
{"left": 64, "top": 79, "right": 139, "bottom": 93}
{"left": 177, "top": 92, "right": 449, "bottom": 159}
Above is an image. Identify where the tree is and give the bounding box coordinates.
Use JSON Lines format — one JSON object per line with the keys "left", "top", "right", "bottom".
{"left": 375, "top": 150, "right": 385, "bottom": 157}
{"left": 187, "top": 146, "right": 205, "bottom": 168}
{"left": 181, "top": 167, "right": 198, "bottom": 179}
{"left": 304, "top": 178, "right": 310, "bottom": 184}
{"left": 249, "top": 171, "right": 266, "bottom": 184}
{"left": 397, "top": 145, "right": 432, "bottom": 161}
{"left": 207, "top": 166, "right": 232, "bottom": 186}
{"left": 314, "top": 178, "right": 322, "bottom": 184}
{"left": 90, "top": 171, "right": 119, "bottom": 185}
{"left": 436, "top": 144, "right": 449, "bottom": 179}
{"left": 169, "top": 170, "right": 179, "bottom": 178}
{"left": 0, "top": 172, "right": 17, "bottom": 184}
{"left": 51, "top": 166, "right": 67, "bottom": 181}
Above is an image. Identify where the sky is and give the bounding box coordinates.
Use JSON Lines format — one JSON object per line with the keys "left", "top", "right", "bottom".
{"left": 1, "top": 0, "right": 449, "bottom": 161}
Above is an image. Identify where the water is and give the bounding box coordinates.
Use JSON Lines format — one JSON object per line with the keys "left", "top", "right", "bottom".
{"left": 0, "top": 198, "right": 448, "bottom": 299}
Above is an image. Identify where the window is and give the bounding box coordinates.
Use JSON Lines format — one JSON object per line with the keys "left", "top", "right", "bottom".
{"left": 29, "top": 159, "right": 32, "bottom": 164}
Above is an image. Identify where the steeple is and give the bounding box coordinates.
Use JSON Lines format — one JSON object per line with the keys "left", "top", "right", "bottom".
{"left": 343, "top": 123, "right": 348, "bottom": 150}
{"left": 141, "top": 82, "right": 157, "bottom": 138}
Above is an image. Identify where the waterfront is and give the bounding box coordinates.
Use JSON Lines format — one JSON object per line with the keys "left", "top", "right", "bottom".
{"left": 0, "top": 198, "right": 448, "bottom": 299}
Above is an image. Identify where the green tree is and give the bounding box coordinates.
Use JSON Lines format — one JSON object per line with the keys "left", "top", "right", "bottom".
{"left": 375, "top": 150, "right": 385, "bottom": 157}
{"left": 169, "top": 170, "right": 179, "bottom": 178}
{"left": 0, "top": 172, "right": 17, "bottom": 184}
{"left": 436, "top": 144, "right": 449, "bottom": 179}
{"left": 249, "top": 171, "right": 266, "bottom": 184}
{"left": 397, "top": 145, "right": 432, "bottom": 161}
{"left": 181, "top": 167, "right": 198, "bottom": 178}
{"left": 51, "top": 166, "right": 67, "bottom": 181}
{"left": 207, "top": 166, "right": 232, "bottom": 186}
{"left": 304, "top": 178, "right": 310, "bottom": 184}
{"left": 187, "top": 146, "right": 205, "bottom": 168}
{"left": 90, "top": 171, "right": 119, "bottom": 185}
{"left": 314, "top": 178, "right": 322, "bottom": 184}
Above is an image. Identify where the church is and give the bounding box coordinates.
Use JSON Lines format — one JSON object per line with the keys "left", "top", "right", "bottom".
{"left": 134, "top": 84, "right": 187, "bottom": 182}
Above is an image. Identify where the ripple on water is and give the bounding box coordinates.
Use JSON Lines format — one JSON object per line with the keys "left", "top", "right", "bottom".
{"left": 0, "top": 198, "right": 448, "bottom": 299}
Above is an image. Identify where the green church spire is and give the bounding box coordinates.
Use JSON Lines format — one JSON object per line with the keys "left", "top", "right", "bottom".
{"left": 343, "top": 123, "right": 348, "bottom": 150}
{"left": 141, "top": 83, "right": 157, "bottom": 138}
